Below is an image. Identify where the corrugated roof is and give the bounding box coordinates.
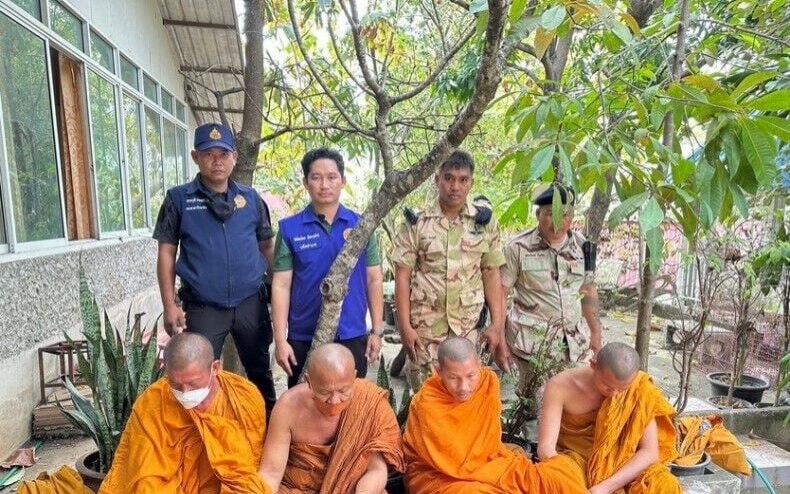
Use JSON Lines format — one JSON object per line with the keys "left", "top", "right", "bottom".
{"left": 157, "top": 0, "right": 245, "bottom": 130}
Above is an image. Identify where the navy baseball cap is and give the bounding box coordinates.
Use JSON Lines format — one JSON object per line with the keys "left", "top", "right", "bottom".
{"left": 194, "top": 123, "right": 234, "bottom": 151}
{"left": 532, "top": 183, "right": 575, "bottom": 206}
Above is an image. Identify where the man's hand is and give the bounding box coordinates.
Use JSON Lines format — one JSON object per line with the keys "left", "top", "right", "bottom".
{"left": 400, "top": 326, "right": 424, "bottom": 361}
{"left": 492, "top": 340, "right": 515, "bottom": 373}
{"left": 163, "top": 304, "right": 186, "bottom": 336}
{"left": 365, "top": 334, "right": 382, "bottom": 363}
{"left": 275, "top": 341, "right": 298, "bottom": 376}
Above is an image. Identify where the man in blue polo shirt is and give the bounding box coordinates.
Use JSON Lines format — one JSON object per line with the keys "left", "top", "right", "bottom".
{"left": 153, "top": 122, "right": 277, "bottom": 413}
{"left": 271, "top": 147, "right": 384, "bottom": 388}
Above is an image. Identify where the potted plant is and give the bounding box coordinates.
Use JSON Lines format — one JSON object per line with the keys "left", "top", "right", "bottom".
{"left": 57, "top": 269, "right": 162, "bottom": 490}
{"left": 501, "top": 323, "right": 570, "bottom": 450}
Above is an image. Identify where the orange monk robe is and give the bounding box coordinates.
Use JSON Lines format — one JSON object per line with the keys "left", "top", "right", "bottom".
{"left": 403, "top": 368, "right": 588, "bottom": 494}
{"left": 100, "top": 370, "right": 270, "bottom": 494}
{"left": 279, "top": 379, "right": 405, "bottom": 494}
{"left": 18, "top": 466, "right": 93, "bottom": 494}
{"left": 557, "top": 371, "right": 681, "bottom": 494}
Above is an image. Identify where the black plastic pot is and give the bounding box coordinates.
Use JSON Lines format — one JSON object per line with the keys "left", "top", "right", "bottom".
{"left": 707, "top": 395, "right": 754, "bottom": 409}
{"left": 670, "top": 452, "right": 711, "bottom": 477}
{"left": 386, "top": 471, "right": 406, "bottom": 494}
{"left": 706, "top": 372, "right": 770, "bottom": 404}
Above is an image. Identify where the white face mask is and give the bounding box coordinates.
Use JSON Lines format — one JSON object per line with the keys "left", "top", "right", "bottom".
{"left": 171, "top": 370, "right": 213, "bottom": 409}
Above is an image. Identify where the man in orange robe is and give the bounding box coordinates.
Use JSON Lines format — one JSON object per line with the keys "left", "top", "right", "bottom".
{"left": 538, "top": 342, "right": 681, "bottom": 494}
{"left": 100, "top": 333, "right": 270, "bottom": 494}
{"left": 258, "top": 343, "right": 404, "bottom": 493}
{"left": 403, "top": 337, "right": 588, "bottom": 493}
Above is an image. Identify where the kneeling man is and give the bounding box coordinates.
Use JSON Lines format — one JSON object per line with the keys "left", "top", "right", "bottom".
{"left": 259, "top": 343, "right": 404, "bottom": 493}
{"left": 101, "top": 333, "right": 269, "bottom": 493}
{"left": 538, "top": 342, "right": 681, "bottom": 494}
{"left": 403, "top": 337, "right": 587, "bottom": 494}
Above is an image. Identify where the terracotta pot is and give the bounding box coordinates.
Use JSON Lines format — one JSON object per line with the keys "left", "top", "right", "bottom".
{"left": 75, "top": 451, "right": 105, "bottom": 492}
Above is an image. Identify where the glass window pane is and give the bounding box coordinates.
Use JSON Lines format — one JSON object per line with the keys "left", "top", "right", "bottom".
{"left": 10, "top": 0, "right": 40, "bottom": 19}
{"left": 175, "top": 101, "right": 185, "bottom": 122}
{"left": 162, "top": 121, "right": 177, "bottom": 191}
{"left": 0, "top": 13, "right": 64, "bottom": 242}
{"left": 161, "top": 90, "right": 173, "bottom": 115}
{"left": 49, "top": 1, "right": 84, "bottom": 51}
{"left": 88, "top": 70, "right": 124, "bottom": 232}
{"left": 123, "top": 94, "right": 146, "bottom": 229}
{"left": 176, "top": 128, "right": 187, "bottom": 184}
{"left": 144, "top": 107, "right": 163, "bottom": 222}
{"left": 143, "top": 74, "right": 157, "bottom": 102}
{"left": 120, "top": 56, "right": 138, "bottom": 90}
{"left": 89, "top": 31, "right": 114, "bottom": 73}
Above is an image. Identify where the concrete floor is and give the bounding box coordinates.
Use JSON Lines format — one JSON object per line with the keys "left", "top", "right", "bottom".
{"left": 5, "top": 309, "right": 786, "bottom": 492}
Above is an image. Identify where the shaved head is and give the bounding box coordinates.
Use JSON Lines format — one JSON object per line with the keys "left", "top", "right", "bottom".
{"left": 437, "top": 337, "right": 477, "bottom": 366}
{"left": 306, "top": 343, "right": 355, "bottom": 378}
{"left": 595, "top": 342, "right": 640, "bottom": 380}
{"left": 163, "top": 333, "right": 214, "bottom": 371}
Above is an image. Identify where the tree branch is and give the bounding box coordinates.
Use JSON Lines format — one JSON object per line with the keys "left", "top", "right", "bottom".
{"left": 390, "top": 23, "right": 476, "bottom": 104}
{"left": 340, "top": 0, "right": 387, "bottom": 98}
{"left": 327, "top": 19, "right": 375, "bottom": 96}
{"left": 286, "top": 0, "right": 369, "bottom": 134}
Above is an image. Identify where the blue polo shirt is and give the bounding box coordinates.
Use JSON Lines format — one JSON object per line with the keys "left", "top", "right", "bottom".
{"left": 274, "top": 204, "right": 379, "bottom": 341}
{"left": 154, "top": 176, "right": 270, "bottom": 308}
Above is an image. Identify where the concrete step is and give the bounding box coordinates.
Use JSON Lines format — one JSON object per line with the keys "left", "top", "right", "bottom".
{"left": 739, "top": 435, "right": 790, "bottom": 492}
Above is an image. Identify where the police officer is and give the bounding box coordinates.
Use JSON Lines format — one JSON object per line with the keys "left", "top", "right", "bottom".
{"left": 271, "top": 148, "right": 384, "bottom": 388}
{"left": 500, "top": 183, "right": 602, "bottom": 399}
{"left": 153, "top": 122, "right": 277, "bottom": 413}
{"left": 391, "top": 150, "right": 506, "bottom": 391}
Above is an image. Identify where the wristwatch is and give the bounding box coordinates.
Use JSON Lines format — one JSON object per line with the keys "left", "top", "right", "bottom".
{"left": 369, "top": 327, "right": 384, "bottom": 337}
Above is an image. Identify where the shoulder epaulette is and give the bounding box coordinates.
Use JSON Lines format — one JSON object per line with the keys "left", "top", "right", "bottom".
{"left": 472, "top": 195, "right": 492, "bottom": 227}
{"left": 403, "top": 207, "right": 420, "bottom": 226}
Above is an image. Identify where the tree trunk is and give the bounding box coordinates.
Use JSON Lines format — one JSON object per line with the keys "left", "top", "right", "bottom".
{"left": 633, "top": 0, "right": 690, "bottom": 370}
{"left": 224, "top": 0, "right": 264, "bottom": 372}
{"left": 231, "top": 0, "right": 264, "bottom": 186}
{"left": 585, "top": 169, "right": 615, "bottom": 242}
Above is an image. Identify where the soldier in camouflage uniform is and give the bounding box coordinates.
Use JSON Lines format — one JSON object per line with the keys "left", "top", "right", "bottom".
{"left": 392, "top": 150, "right": 506, "bottom": 391}
{"left": 500, "top": 184, "right": 602, "bottom": 399}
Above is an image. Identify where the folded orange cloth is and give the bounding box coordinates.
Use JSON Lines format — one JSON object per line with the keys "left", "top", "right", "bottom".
{"left": 99, "top": 370, "right": 269, "bottom": 494}
{"left": 403, "top": 368, "right": 588, "bottom": 493}
{"left": 17, "top": 466, "right": 93, "bottom": 494}
{"left": 280, "top": 379, "right": 404, "bottom": 494}
{"left": 560, "top": 371, "right": 681, "bottom": 494}
{"left": 675, "top": 415, "right": 751, "bottom": 475}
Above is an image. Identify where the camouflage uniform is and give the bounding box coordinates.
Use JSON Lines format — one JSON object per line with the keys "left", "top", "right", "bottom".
{"left": 501, "top": 227, "right": 595, "bottom": 397}
{"left": 392, "top": 199, "right": 505, "bottom": 389}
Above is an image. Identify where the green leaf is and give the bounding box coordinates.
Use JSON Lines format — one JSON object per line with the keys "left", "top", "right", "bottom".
{"left": 608, "top": 192, "right": 649, "bottom": 229}
{"left": 731, "top": 71, "right": 776, "bottom": 100}
{"left": 639, "top": 197, "right": 664, "bottom": 232}
{"left": 682, "top": 74, "right": 721, "bottom": 93}
{"left": 740, "top": 118, "right": 778, "bottom": 186}
{"left": 746, "top": 90, "right": 790, "bottom": 111}
{"left": 509, "top": 0, "right": 528, "bottom": 24}
{"left": 469, "top": 0, "right": 489, "bottom": 14}
{"left": 611, "top": 21, "right": 633, "bottom": 44}
{"left": 754, "top": 115, "right": 790, "bottom": 141}
{"left": 540, "top": 5, "right": 566, "bottom": 30}
{"left": 671, "top": 159, "right": 694, "bottom": 185}
{"left": 730, "top": 185, "right": 749, "bottom": 219}
{"left": 529, "top": 145, "right": 555, "bottom": 181}
{"left": 500, "top": 195, "right": 530, "bottom": 226}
